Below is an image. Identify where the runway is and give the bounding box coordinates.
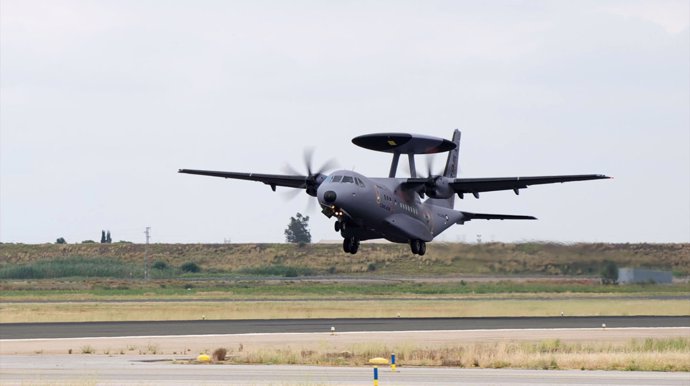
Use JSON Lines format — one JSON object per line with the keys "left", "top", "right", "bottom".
{"left": 1, "top": 355, "right": 688, "bottom": 385}
{"left": 1, "top": 315, "right": 688, "bottom": 339}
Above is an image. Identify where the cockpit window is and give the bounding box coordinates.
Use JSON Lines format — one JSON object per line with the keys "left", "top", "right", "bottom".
{"left": 332, "top": 175, "right": 342, "bottom": 183}
{"left": 342, "top": 176, "right": 354, "bottom": 183}
{"left": 355, "top": 177, "right": 365, "bottom": 187}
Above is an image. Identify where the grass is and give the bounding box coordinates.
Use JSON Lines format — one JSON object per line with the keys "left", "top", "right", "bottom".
{"left": 237, "top": 265, "right": 316, "bottom": 277}
{"left": 0, "top": 257, "right": 136, "bottom": 279}
{"left": 1, "top": 280, "right": 688, "bottom": 301}
{"left": 187, "top": 337, "right": 690, "bottom": 371}
{"left": 1, "top": 298, "right": 687, "bottom": 323}
{"left": 1, "top": 242, "right": 688, "bottom": 276}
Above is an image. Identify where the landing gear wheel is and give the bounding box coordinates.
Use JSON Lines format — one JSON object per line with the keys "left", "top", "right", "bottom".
{"left": 409, "top": 239, "right": 426, "bottom": 255}
{"left": 349, "top": 237, "right": 360, "bottom": 255}
{"left": 418, "top": 241, "right": 426, "bottom": 256}
{"left": 410, "top": 239, "right": 420, "bottom": 255}
{"left": 343, "top": 237, "right": 351, "bottom": 253}
{"left": 334, "top": 221, "right": 341, "bottom": 232}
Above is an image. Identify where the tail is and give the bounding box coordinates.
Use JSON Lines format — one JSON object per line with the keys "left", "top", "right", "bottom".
{"left": 427, "top": 129, "right": 461, "bottom": 209}
{"left": 443, "top": 129, "right": 461, "bottom": 179}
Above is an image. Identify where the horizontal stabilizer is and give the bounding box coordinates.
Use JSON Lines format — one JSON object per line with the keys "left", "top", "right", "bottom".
{"left": 458, "top": 211, "right": 536, "bottom": 224}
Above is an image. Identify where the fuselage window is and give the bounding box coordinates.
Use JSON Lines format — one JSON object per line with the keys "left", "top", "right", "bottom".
{"left": 332, "top": 175, "right": 342, "bottom": 183}
{"left": 342, "top": 176, "right": 354, "bottom": 183}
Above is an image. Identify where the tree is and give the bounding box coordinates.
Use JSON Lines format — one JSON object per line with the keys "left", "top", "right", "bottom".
{"left": 284, "top": 212, "right": 311, "bottom": 245}
{"left": 56, "top": 237, "right": 66, "bottom": 244}
{"left": 106, "top": 230, "right": 112, "bottom": 243}
{"left": 100, "top": 230, "right": 106, "bottom": 243}
{"left": 601, "top": 260, "right": 619, "bottom": 285}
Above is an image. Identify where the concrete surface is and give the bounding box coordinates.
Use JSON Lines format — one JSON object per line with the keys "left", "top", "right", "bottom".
{"left": 1, "top": 355, "right": 688, "bottom": 385}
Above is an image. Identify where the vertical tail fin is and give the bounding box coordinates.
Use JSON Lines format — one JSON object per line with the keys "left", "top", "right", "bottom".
{"left": 427, "top": 129, "right": 461, "bottom": 209}
{"left": 443, "top": 129, "right": 461, "bottom": 179}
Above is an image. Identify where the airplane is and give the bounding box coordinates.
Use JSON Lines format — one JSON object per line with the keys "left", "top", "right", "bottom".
{"left": 179, "top": 130, "right": 610, "bottom": 255}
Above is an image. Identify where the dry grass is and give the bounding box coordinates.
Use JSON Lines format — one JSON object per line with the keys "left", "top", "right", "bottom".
{"left": 1, "top": 299, "right": 687, "bottom": 323}
{"left": 192, "top": 337, "right": 690, "bottom": 371}
{"left": 1, "top": 242, "right": 688, "bottom": 276}
{"left": 4, "top": 327, "right": 687, "bottom": 372}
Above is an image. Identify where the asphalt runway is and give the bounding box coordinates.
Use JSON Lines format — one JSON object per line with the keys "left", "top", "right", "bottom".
{"left": 2, "top": 315, "right": 688, "bottom": 339}
{"left": 1, "top": 355, "right": 688, "bottom": 385}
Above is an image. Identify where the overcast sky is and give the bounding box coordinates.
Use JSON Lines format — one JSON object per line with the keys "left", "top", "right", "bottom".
{"left": 1, "top": 0, "right": 688, "bottom": 244}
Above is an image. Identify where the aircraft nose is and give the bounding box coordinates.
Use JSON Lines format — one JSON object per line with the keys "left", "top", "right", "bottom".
{"left": 323, "top": 190, "right": 337, "bottom": 204}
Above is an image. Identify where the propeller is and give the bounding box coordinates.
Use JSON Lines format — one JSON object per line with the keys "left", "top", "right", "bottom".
{"left": 282, "top": 149, "right": 338, "bottom": 211}
{"left": 303, "top": 148, "right": 338, "bottom": 196}
{"left": 421, "top": 155, "right": 441, "bottom": 197}
{"left": 419, "top": 155, "right": 455, "bottom": 199}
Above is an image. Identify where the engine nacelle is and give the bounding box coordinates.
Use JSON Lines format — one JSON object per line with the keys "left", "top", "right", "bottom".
{"left": 424, "top": 176, "right": 455, "bottom": 199}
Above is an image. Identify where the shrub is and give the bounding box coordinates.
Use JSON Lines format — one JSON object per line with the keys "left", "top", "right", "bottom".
{"left": 152, "top": 261, "right": 168, "bottom": 270}
{"left": 212, "top": 348, "right": 227, "bottom": 362}
{"left": 81, "top": 240, "right": 95, "bottom": 244}
{"left": 0, "top": 257, "right": 132, "bottom": 279}
{"left": 367, "top": 263, "right": 377, "bottom": 272}
{"left": 56, "top": 237, "right": 66, "bottom": 244}
{"left": 180, "top": 262, "right": 200, "bottom": 273}
{"left": 601, "top": 261, "right": 619, "bottom": 285}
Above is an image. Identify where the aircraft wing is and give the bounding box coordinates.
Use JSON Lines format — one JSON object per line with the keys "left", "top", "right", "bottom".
{"left": 458, "top": 211, "right": 536, "bottom": 223}
{"left": 178, "top": 169, "right": 308, "bottom": 190}
{"left": 450, "top": 174, "right": 610, "bottom": 197}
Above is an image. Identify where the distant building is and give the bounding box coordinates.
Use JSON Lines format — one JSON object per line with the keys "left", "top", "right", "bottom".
{"left": 618, "top": 268, "right": 672, "bottom": 284}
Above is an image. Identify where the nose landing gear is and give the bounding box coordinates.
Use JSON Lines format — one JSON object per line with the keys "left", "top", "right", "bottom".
{"left": 343, "top": 236, "right": 360, "bottom": 254}
{"left": 410, "top": 239, "right": 426, "bottom": 256}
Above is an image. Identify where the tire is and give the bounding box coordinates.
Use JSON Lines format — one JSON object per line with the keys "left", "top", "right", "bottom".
{"left": 343, "top": 238, "right": 351, "bottom": 253}
{"left": 410, "top": 240, "right": 419, "bottom": 255}
{"left": 334, "top": 221, "right": 341, "bottom": 232}
{"left": 419, "top": 241, "right": 426, "bottom": 256}
{"left": 350, "top": 238, "right": 359, "bottom": 254}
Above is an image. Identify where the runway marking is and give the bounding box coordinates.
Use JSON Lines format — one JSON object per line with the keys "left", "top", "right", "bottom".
{"left": 2, "top": 327, "right": 687, "bottom": 342}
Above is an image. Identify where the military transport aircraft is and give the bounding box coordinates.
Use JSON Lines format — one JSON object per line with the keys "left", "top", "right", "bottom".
{"left": 180, "top": 130, "right": 609, "bottom": 255}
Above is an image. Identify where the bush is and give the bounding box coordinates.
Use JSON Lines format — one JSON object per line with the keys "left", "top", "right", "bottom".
{"left": 212, "top": 348, "right": 227, "bottom": 362}
{"left": 152, "top": 261, "right": 168, "bottom": 270}
{"left": 0, "top": 257, "right": 133, "bottom": 279}
{"left": 601, "top": 261, "right": 619, "bottom": 285}
{"left": 56, "top": 237, "right": 66, "bottom": 244}
{"left": 81, "top": 240, "right": 96, "bottom": 244}
{"left": 367, "top": 263, "right": 377, "bottom": 272}
{"left": 180, "top": 262, "right": 201, "bottom": 273}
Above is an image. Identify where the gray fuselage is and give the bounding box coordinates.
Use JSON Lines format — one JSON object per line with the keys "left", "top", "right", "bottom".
{"left": 317, "top": 170, "right": 462, "bottom": 243}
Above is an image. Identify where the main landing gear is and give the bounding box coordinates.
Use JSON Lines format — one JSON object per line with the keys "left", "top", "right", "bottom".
{"left": 343, "top": 236, "right": 360, "bottom": 254}
{"left": 410, "top": 239, "right": 426, "bottom": 256}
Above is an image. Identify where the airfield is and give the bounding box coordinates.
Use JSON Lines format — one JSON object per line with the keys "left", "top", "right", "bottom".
{"left": 1, "top": 243, "right": 688, "bottom": 384}
{"left": 1, "top": 318, "right": 689, "bottom": 385}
